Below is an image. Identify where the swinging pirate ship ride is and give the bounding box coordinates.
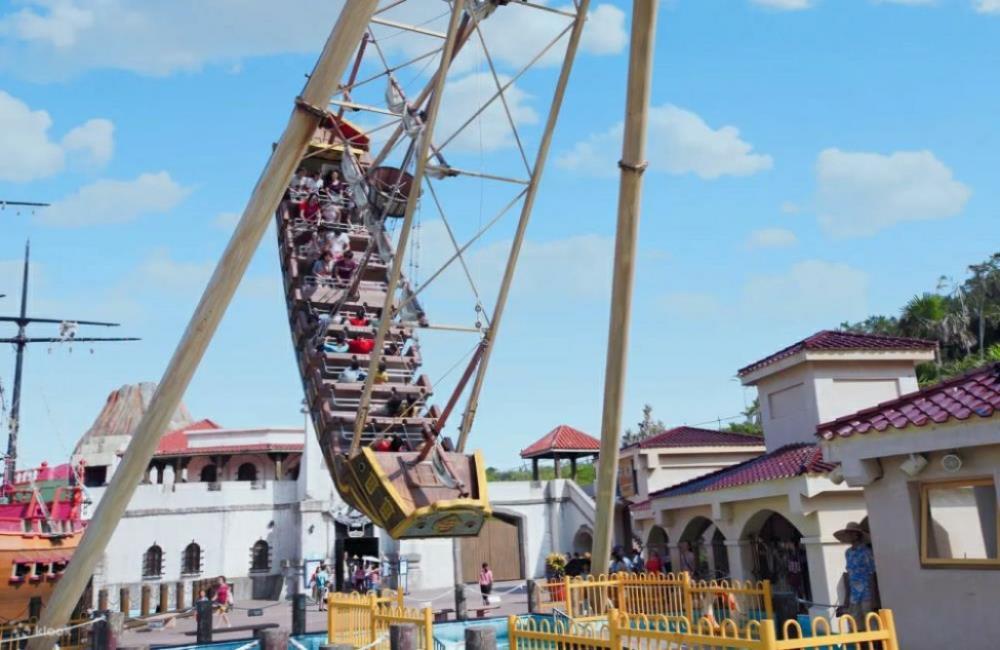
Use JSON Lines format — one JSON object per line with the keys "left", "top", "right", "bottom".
{"left": 274, "top": 0, "right": 603, "bottom": 538}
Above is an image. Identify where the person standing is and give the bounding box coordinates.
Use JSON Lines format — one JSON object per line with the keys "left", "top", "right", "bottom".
{"left": 646, "top": 551, "right": 662, "bottom": 575}
{"left": 479, "top": 562, "right": 494, "bottom": 605}
{"left": 835, "top": 522, "right": 877, "bottom": 622}
{"left": 311, "top": 563, "right": 331, "bottom": 611}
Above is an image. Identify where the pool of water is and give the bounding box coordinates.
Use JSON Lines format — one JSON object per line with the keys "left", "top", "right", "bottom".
{"left": 157, "top": 615, "right": 550, "bottom": 650}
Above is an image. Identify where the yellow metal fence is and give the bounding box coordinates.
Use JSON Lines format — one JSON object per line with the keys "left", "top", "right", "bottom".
{"left": 510, "top": 608, "right": 900, "bottom": 650}
{"left": 328, "top": 591, "right": 432, "bottom": 650}
{"left": 548, "top": 572, "right": 773, "bottom": 627}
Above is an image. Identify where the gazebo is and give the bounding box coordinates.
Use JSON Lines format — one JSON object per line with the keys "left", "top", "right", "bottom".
{"left": 520, "top": 425, "right": 600, "bottom": 481}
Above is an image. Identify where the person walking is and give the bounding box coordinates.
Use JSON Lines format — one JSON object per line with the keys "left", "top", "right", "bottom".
{"left": 213, "top": 576, "right": 233, "bottom": 628}
{"left": 479, "top": 562, "right": 494, "bottom": 606}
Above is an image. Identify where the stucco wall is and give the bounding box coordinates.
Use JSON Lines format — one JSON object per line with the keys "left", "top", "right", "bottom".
{"left": 851, "top": 444, "right": 1000, "bottom": 650}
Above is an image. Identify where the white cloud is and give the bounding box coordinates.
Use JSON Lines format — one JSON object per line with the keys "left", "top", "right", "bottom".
{"left": 0, "top": 1, "right": 625, "bottom": 79}
{"left": 36, "top": 172, "right": 191, "bottom": 227}
{"left": 974, "top": 0, "right": 1000, "bottom": 13}
{"left": 815, "top": 148, "right": 971, "bottom": 238}
{"left": 557, "top": 104, "right": 772, "bottom": 180}
{"left": 743, "top": 260, "right": 869, "bottom": 322}
{"left": 0, "top": 91, "right": 113, "bottom": 181}
{"left": 745, "top": 228, "right": 798, "bottom": 249}
{"left": 5, "top": 0, "right": 94, "bottom": 48}
{"left": 437, "top": 72, "right": 538, "bottom": 153}
{"left": 61, "top": 118, "right": 114, "bottom": 167}
{"left": 750, "top": 0, "right": 812, "bottom": 9}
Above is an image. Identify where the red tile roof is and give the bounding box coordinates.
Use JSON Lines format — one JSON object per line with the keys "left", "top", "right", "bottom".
{"left": 625, "top": 426, "right": 765, "bottom": 450}
{"left": 818, "top": 361, "right": 1000, "bottom": 440}
{"left": 652, "top": 443, "right": 835, "bottom": 498}
{"left": 738, "top": 330, "right": 937, "bottom": 377}
{"left": 152, "top": 419, "right": 304, "bottom": 457}
{"left": 520, "top": 425, "right": 601, "bottom": 459}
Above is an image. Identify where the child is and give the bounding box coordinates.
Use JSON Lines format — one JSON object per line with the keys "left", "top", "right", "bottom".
{"left": 479, "top": 563, "right": 494, "bottom": 606}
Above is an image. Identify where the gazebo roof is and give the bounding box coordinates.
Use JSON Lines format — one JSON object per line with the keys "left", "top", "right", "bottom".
{"left": 520, "top": 425, "right": 601, "bottom": 460}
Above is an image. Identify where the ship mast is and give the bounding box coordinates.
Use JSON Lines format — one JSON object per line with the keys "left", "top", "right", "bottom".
{"left": 0, "top": 238, "right": 139, "bottom": 488}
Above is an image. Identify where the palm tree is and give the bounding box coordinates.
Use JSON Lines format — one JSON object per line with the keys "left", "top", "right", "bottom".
{"left": 898, "top": 293, "right": 971, "bottom": 358}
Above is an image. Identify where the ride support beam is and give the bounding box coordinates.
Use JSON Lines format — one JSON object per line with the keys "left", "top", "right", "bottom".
{"left": 590, "top": 0, "right": 659, "bottom": 576}
{"left": 456, "top": 0, "right": 592, "bottom": 451}
{"left": 351, "top": 0, "right": 467, "bottom": 456}
{"left": 26, "top": 5, "right": 378, "bottom": 647}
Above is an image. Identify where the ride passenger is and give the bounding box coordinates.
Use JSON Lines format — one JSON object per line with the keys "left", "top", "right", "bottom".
{"left": 373, "top": 360, "right": 390, "bottom": 384}
{"left": 333, "top": 250, "right": 358, "bottom": 282}
{"left": 338, "top": 358, "right": 365, "bottom": 383}
{"left": 300, "top": 193, "right": 322, "bottom": 222}
{"left": 324, "top": 332, "right": 350, "bottom": 354}
{"left": 312, "top": 251, "right": 335, "bottom": 277}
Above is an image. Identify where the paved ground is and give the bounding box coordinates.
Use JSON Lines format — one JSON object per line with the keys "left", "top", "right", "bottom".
{"left": 120, "top": 581, "right": 530, "bottom": 648}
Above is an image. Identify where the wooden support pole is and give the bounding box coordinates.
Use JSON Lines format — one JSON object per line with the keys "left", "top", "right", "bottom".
{"left": 140, "top": 585, "right": 151, "bottom": 617}
{"left": 456, "top": 0, "right": 592, "bottom": 450}
{"left": 97, "top": 588, "right": 108, "bottom": 612}
{"left": 591, "top": 0, "right": 659, "bottom": 576}
{"left": 119, "top": 588, "right": 130, "bottom": 615}
{"left": 260, "top": 628, "right": 290, "bottom": 650}
{"left": 351, "top": 0, "right": 467, "bottom": 454}
{"left": 175, "top": 581, "right": 186, "bottom": 611}
{"left": 26, "top": 6, "right": 378, "bottom": 649}
{"left": 158, "top": 583, "right": 169, "bottom": 613}
{"left": 465, "top": 626, "right": 498, "bottom": 650}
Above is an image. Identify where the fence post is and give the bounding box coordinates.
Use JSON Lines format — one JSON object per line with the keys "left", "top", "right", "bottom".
{"left": 759, "top": 618, "right": 778, "bottom": 650}
{"left": 89, "top": 616, "right": 109, "bottom": 650}
{"left": 762, "top": 580, "right": 774, "bottom": 620}
{"left": 608, "top": 609, "right": 620, "bottom": 650}
{"left": 292, "top": 592, "right": 307, "bottom": 636}
{"left": 563, "top": 576, "right": 572, "bottom": 615}
{"left": 108, "top": 611, "right": 125, "bottom": 650}
{"left": 526, "top": 580, "right": 537, "bottom": 614}
{"left": 389, "top": 622, "right": 417, "bottom": 650}
{"left": 682, "top": 574, "right": 694, "bottom": 623}
{"left": 423, "top": 605, "right": 434, "bottom": 650}
{"left": 507, "top": 615, "right": 518, "bottom": 650}
{"left": 465, "top": 625, "right": 497, "bottom": 650}
{"left": 879, "top": 609, "right": 900, "bottom": 650}
{"left": 195, "top": 599, "right": 213, "bottom": 644}
{"left": 261, "top": 628, "right": 290, "bottom": 649}
{"left": 97, "top": 589, "right": 109, "bottom": 612}
{"left": 327, "top": 598, "right": 334, "bottom": 644}
{"left": 455, "top": 584, "right": 467, "bottom": 621}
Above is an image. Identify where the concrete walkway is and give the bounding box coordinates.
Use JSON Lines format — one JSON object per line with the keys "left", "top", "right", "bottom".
{"left": 119, "top": 581, "right": 530, "bottom": 648}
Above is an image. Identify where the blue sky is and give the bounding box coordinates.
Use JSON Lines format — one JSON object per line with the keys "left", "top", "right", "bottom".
{"left": 1, "top": 0, "right": 998, "bottom": 470}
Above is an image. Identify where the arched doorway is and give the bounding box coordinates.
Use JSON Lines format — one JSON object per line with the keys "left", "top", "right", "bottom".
{"left": 646, "top": 526, "right": 669, "bottom": 569}
{"left": 742, "top": 510, "right": 810, "bottom": 600}
{"left": 573, "top": 527, "right": 593, "bottom": 554}
{"left": 237, "top": 462, "right": 258, "bottom": 482}
{"left": 679, "top": 517, "right": 714, "bottom": 578}
{"left": 200, "top": 464, "right": 218, "bottom": 482}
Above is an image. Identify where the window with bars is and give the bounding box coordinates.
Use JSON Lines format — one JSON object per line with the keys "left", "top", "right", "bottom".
{"left": 250, "top": 540, "right": 271, "bottom": 572}
{"left": 182, "top": 542, "right": 202, "bottom": 576}
{"left": 143, "top": 544, "right": 164, "bottom": 579}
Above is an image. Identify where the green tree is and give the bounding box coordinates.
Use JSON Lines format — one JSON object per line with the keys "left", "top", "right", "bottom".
{"left": 622, "top": 404, "right": 666, "bottom": 446}
{"left": 725, "top": 398, "right": 762, "bottom": 436}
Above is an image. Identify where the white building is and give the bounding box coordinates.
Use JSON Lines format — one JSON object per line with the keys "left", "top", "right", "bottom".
{"left": 820, "top": 361, "right": 1000, "bottom": 650}
{"left": 639, "top": 330, "right": 936, "bottom": 617}
{"left": 73, "top": 385, "right": 603, "bottom": 610}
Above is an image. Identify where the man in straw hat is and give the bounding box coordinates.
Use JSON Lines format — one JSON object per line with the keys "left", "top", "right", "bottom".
{"left": 835, "top": 521, "right": 877, "bottom": 622}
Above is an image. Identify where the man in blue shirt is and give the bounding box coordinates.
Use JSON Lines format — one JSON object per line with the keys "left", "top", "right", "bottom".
{"left": 836, "top": 522, "right": 877, "bottom": 623}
